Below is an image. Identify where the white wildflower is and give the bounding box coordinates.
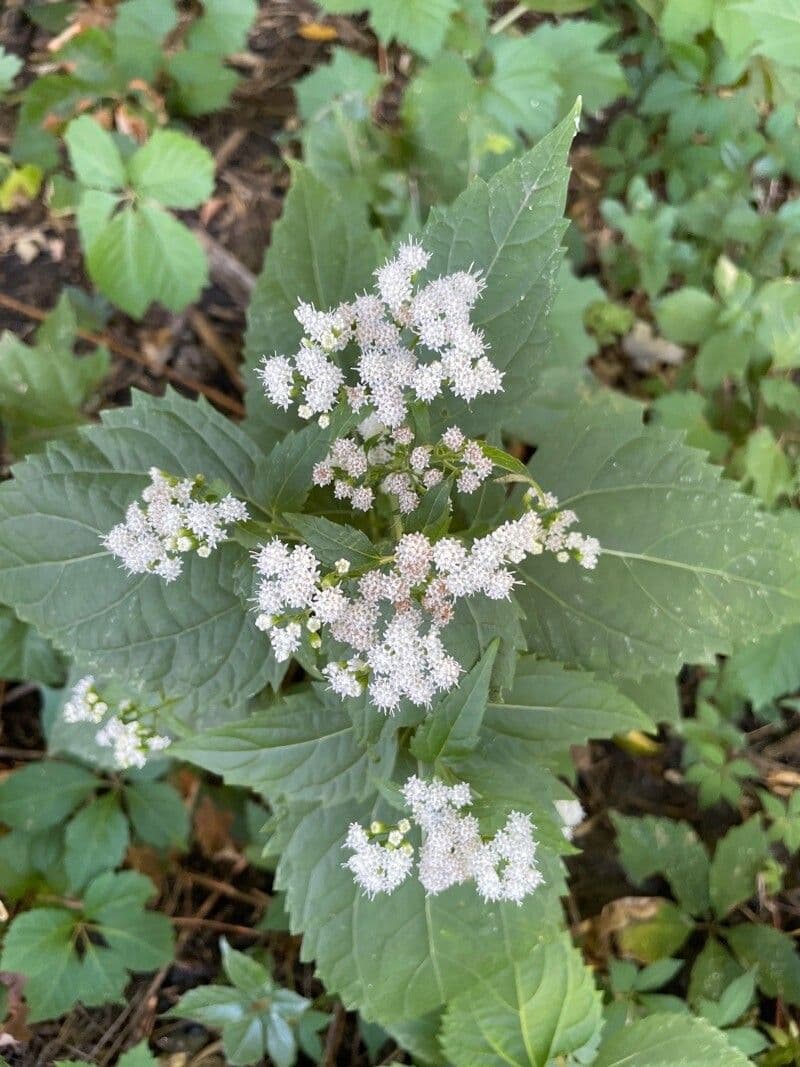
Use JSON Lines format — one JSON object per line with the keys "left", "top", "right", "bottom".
{"left": 103, "top": 469, "right": 248, "bottom": 581}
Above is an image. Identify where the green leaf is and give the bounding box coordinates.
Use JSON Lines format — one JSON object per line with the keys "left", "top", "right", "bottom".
{"left": 167, "top": 50, "right": 240, "bottom": 115}
{"left": 0, "top": 295, "right": 109, "bottom": 458}
{"left": 517, "top": 402, "right": 800, "bottom": 678}
{"left": 592, "top": 1012, "right": 751, "bottom": 1066}
{"left": 276, "top": 795, "right": 566, "bottom": 1022}
{"left": 64, "top": 792, "right": 130, "bottom": 891}
{"left": 549, "top": 262, "right": 605, "bottom": 367}
{"left": 127, "top": 131, "right": 215, "bottom": 208}
{"left": 410, "top": 641, "right": 497, "bottom": 763}
{"left": 0, "top": 871, "right": 172, "bottom": 1023}
{"left": 731, "top": 0, "right": 800, "bottom": 66}
{"left": 612, "top": 813, "right": 710, "bottom": 916}
{"left": 485, "top": 659, "right": 653, "bottom": 772}
{"left": 688, "top": 937, "right": 744, "bottom": 1006}
{"left": 284, "top": 514, "right": 385, "bottom": 571}
{"left": 725, "top": 924, "right": 800, "bottom": 1004}
{"left": 0, "top": 46, "right": 22, "bottom": 93}
{"left": 0, "top": 391, "right": 274, "bottom": 722}
{"left": 256, "top": 413, "right": 357, "bottom": 515}
{"left": 124, "top": 779, "right": 189, "bottom": 849}
{"left": 725, "top": 622, "right": 800, "bottom": 707}
{"left": 65, "top": 116, "right": 126, "bottom": 191}
{"left": 221, "top": 938, "right": 271, "bottom": 997}
{"left": 617, "top": 899, "right": 694, "bottom": 963}
{"left": 709, "top": 817, "right": 771, "bottom": 917}
{"left": 295, "top": 48, "right": 384, "bottom": 121}
{"left": 526, "top": 21, "right": 628, "bottom": 117}
{"left": 114, "top": 0, "right": 177, "bottom": 82}
{"left": 0, "top": 761, "right": 97, "bottom": 832}
{"left": 173, "top": 687, "right": 396, "bottom": 807}
{"left": 117, "top": 1042, "right": 158, "bottom": 1067}
{"left": 244, "top": 165, "right": 385, "bottom": 442}
{"left": 0, "top": 604, "right": 64, "bottom": 685}
{"left": 756, "top": 279, "right": 800, "bottom": 367}
{"left": 85, "top": 202, "right": 208, "bottom": 317}
{"left": 655, "top": 287, "right": 719, "bottom": 345}
{"left": 742, "top": 426, "right": 793, "bottom": 507}
{"left": 316, "top": 0, "right": 458, "bottom": 58}
{"left": 445, "top": 591, "right": 525, "bottom": 696}
{"left": 421, "top": 104, "right": 578, "bottom": 435}
{"left": 167, "top": 985, "right": 250, "bottom": 1028}
{"left": 186, "top": 0, "right": 257, "bottom": 54}
{"left": 440, "top": 934, "right": 602, "bottom": 1066}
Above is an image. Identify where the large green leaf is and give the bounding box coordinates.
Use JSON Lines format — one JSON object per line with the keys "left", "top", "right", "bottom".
{"left": 592, "top": 1012, "right": 751, "bottom": 1066}
{"left": 315, "top": 0, "right": 458, "bottom": 57}
{"left": 420, "top": 104, "right": 578, "bottom": 434}
{"left": 186, "top": 0, "right": 257, "bottom": 55}
{"left": 440, "top": 934, "right": 602, "bottom": 1066}
{"left": 173, "top": 688, "right": 396, "bottom": 807}
{"left": 127, "top": 130, "right": 215, "bottom": 208}
{"left": 484, "top": 658, "right": 653, "bottom": 771}
{"left": 0, "top": 391, "right": 274, "bottom": 719}
{"left": 724, "top": 924, "right": 800, "bottom": 1004}
{"left": 244, "top": 165, "right": 386, "bottom": 444}
{"left": 517, "top": 404, "right": 800, "bottom": 678}
{"left": 276, "top": 794, "right": 566, "bottom": 1023}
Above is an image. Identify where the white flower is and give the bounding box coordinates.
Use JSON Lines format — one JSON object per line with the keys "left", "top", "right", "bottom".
{"left": 95, "top": 716, "right": 170, "bottom": 770}
{"left": 344, "top": 776, "right": 545, "bottom": 905}
{"left": 103, "top": 470, "right": 247, "bottom": 581}
{"left": 343, "top": 822, "right": 414, "bottom": 899}
{"left": 257, "top": 355, "right": 295, "bottom": 409}
{"left": 63, "top": 676, "right": 103, "bottom": 724}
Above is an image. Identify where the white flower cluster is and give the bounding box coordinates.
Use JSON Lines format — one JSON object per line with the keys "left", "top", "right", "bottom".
{"left": 312, "top": 422, "right": 494, "bottom": 514}
{"left": 258, "top": 241, "right": 502, "bottom": 428}
{"left": 62, "top": 676, "right": 170, "bottom": 770}
{"left": 252, "top": 495, "right": 599, "bottom": 713}
{"left": 344, "top": 776, "right": 543, "bottom": 905}
{"left": 103, "top": 468, "right": 248, "bottom": 582}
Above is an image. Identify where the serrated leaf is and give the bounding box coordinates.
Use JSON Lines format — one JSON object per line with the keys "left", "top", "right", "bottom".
{"left": 65, "top": 116, "right": 126, "bottom": 191}
{"left": 410, "top": 641, "right": 497, "bottom": 763}
{"left": 445, "top": 591, "right": 525, "bottom": 695}
{"left": 517, "top": 403, "right": 800, "bottom": 678}
{"left": 86, "top": 202, "right": 208, "bottom": 317}
{"left": 284, "top": 514, "right": 384, "bottom": 570}
{"left": 592, "top": 1012, "right": 751, "bottom": 1066}
{"left": 244, "top": 165, "right": 386, "bottom": 444}
{"left": 485, "top": 659, "right": 653, "bottom": 772}
{"left": 127, "top": 130, "right": 215, "bottom": 208}
{"left": 0, "top": 390, "right": 275, "bottom": 722}
{"left": 725, "top": 924, "right": 800, "bottom": 1004}
{"left": 64, "top": 792, "right": 130, "bottom": 891}
{"left": 0, "top": 761, "right": 97, "bottom": 832}
{"left": 421, "top": 103, "right": 578, "bottom": 434}
{"left": 316, "top": 0, "right": 458, "bottom": 57}
{"left": 276, "top": 795, "right": 565, "bottom": 1022}
{"left": 173, "top": 688, "right": 396, "bottom": 806}
{"left": 124, "top": 779, "right": 189, "bottom": 849}
{"left": 440, "top": 934, "right": 602, "bottom": 1066}
{"left": 612, "top": 813, "right": 710, "bottom": 916}
{"left": 709, "top": 817, "right": 771, "bottom": 917}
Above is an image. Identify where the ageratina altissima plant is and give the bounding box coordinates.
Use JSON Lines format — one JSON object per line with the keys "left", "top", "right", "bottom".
{"left": 98, "top": 241, "right": 599, "bottom": 898}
